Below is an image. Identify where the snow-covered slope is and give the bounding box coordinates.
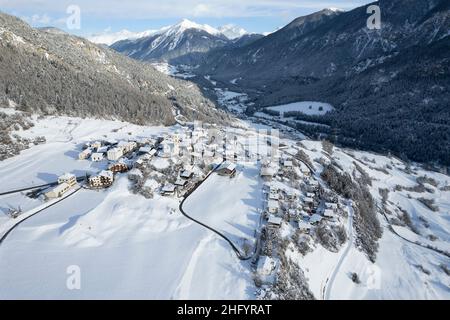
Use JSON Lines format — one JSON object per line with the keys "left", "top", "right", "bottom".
{"left": 1, "top": 113, "right": 449, "bottom": 299}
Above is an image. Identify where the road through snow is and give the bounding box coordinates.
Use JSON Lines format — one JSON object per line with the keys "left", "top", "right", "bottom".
{"left": 323, "top": 202, "right": 354, "bottom": 300}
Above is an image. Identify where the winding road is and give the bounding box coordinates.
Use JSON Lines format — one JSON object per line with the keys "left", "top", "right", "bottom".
{"left": 323, "top": 201, "right": 354, "bottom": 300}
{"left": 178, "top": 162, "right": 257, "bottom": 261}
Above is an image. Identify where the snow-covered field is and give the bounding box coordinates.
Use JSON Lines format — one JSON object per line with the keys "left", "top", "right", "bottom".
{"left": 150, "top": 62, "right": 196, "bottom": 79}
{"left": 214, "top": 89, "right": 249, "bottom": 114}
{"left": 0, "top": 114, "right": 258, "bottom": 299}
{"left": 266, "top": 101, "right": 334, "bottom": 117}
{"left": 298, "top": 140, "right": 450, "bottom": 300}
{"left": 1, "top": 111, "right": 449, "bottom": 300}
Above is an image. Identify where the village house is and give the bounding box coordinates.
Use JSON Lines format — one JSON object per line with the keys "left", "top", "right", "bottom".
{"left": 288, "top": 209, "right": 300, "bottom": 219}
{"left": 118, "top": 141, "right": 137, "bottom": 154}
{"left": 323, "top": 209, "right": 336, "bottom": 218}
{"left": 217, "top": 162, "right": 237, "bottom": 177}
{"left": 91, "top": 152, "right": 104, "bottom": 162}
{"left": 109, "top": 162, "right": 129, "bottom": 173}
{"left": 58, "top": 173, "right": 77, "bottom": 187}
{"left": 158, "top": 143, "right": 173, "bottom": 158}
{"left": 96, "top": 146, "right": 108, "bottom": 154}
{"left": 304, "top": 197, "right": 315, "bottom": 208}
{"left": 283, "top": 160, "right": 293, "bottom": 168}
{"left": 138, "top": 146, "right": 153, "bottom": 155}
{"left": 78, "top": 148, "right": 92, "bottom": 160}
{"left": 260, "top": 165, "right": 276, "bottom": 178}
{"left": 174, "top": 178, "right": 188, "bottom": 188}
{"left": 306, "top": 179, "right": 320, "bottom": 193}
{"left": 107, "top": 147, "right": 124, "bottom": 161}
{"left": 89, "top": 170, "right": 114, "bottom": 188}
{"left": 161, "top": 183, "right": 176, "bottom": 196}
{"left": 45, "top": 182, "right": 71, "bottom": 199}
{"left": 298, "top": 221, "right": 312, "bottom": 233}
{"left": 309, "top": 214, "right": 323, "bottom": 225}
{"left": 267, "top": 215, "right": 282, "bottom": 229}
{"left": 90, "top": 141, "right": 102, "bottom": 150}
{"left": 300, "top": 163, "right": 311, "bottom": 177}
{"left": 325, "top": 202, "right": 339, "bottom": 211}
{"left": 269, "top": 192, "right": 279, "bottom": 201}
{"left": 285, "top": 189, "right": 295, "bottom": 200}
{"left": 180, "top": 170, "right": 194, "bottom": 179}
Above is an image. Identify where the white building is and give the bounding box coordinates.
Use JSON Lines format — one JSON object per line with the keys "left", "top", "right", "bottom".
{"left": 45, "top": 182, "right": 71, "bottom": 199}
{"left": 261, "top": 166, "right": 276, "bottom": 178}
{"left": 298, "top": 221, "right": 312, "bottom": 232}
{"left": 107, "top": 148, "right": 124, "bottom": 161}
{"left": 89, "top": 170, "right": 114, "bottom": 188}
{"left": 180, "top": 170, "right": 194, "bottom": 179}
{"left": 161, "top": 184, "right": 176, "bottom": 196}
{"left": 78, "top": 148, "right": 92, "bottom": 160}
{"left": 138, "top": 146, "right": 153, "bottom": 154}
{"left": 268, "top": 215, "right": 282, "bottom": 228}
{"left": 91, "top": 153, "right": 104, "bottom": 162}
{"left": 118, "top": 141, "right": 137, "bottom": 154}
{"left": 90, "top": 141, "right": 102, "bottom": 150}
{"left": 96, "top": 146, "right": 108, "bottom": 154}
{"left": 325, "top": 203, "right": 338, "bottom": 211}
{"left": 283, "top": 160, "right": 293, "bottom": 168}
{"left": 323, "top": 209, "right": 335, "bottom": 218}
{"left": 58, "top": 173, "right": 77, "bottom": 187}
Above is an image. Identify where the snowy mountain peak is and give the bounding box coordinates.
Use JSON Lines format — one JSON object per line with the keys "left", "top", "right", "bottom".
{"left": 170, "top": 19, "right": 220, "bottom": 36}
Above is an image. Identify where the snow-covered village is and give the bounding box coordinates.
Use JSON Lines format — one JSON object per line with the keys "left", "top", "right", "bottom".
{"left": 1, "top": 0, "right": 450, "bottom": 304}
{"left": 1, "top": 110, "right": 450, "bottom": 300}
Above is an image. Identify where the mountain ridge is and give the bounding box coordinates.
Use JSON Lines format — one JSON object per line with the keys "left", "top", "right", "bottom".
{"left": 0, "top": 12, "right": 230, "bottom": 126}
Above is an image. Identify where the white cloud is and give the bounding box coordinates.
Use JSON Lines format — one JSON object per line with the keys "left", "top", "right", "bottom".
{"left": 87, "top": 29, "right": 159, "bottom": 45}
{"left": 31, "top": 13, "right": 51, "bottom": 24}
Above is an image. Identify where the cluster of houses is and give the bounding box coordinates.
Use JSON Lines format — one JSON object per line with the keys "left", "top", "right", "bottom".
{"left": 263, "top": 174, "right": 340, "bottom": 232}
{"left": 78, "top": 137, "right": 159, "bottom": 189}
{"left": 255, "top": 149, "right": 344, "bottom": 287}
{"left": 79, "top": 139, "right": 140, "bottom": 162}
{"left": 160, "top": 169, "right": 195, "bottom": 197}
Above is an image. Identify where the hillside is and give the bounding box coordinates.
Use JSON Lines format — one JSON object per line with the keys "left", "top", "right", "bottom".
{"left": 194, "top": 0, "right": 450, "bottom": 165}
{"left": 0, "top": 13, "right": 230, "bottom": 126}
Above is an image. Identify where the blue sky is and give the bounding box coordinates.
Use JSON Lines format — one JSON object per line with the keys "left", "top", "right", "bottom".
{"left": 0, "top": 0, "right": 371, "bottom": 37}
